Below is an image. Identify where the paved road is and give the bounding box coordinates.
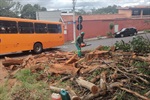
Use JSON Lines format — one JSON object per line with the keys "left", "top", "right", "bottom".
{"left": 57, "top": 33, "right": 150, "bottom": 52}
{"left": 0, "top": 33, "right": 149, "bottom": 58}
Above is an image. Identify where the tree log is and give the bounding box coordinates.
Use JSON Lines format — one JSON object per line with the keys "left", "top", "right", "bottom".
{"left": 2, "top": 59, "right": 23, "bottom": 67}
{"left": 49, "top": 86, "right": 65, "bottom": 93}
{"left": 76, "top": 77, "right": 98, "bottom": 94}
{"left": 66, "top": 86, "right": 81, "bottom": 100}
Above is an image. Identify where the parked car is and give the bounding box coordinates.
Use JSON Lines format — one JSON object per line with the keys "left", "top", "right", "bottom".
{"left": 114, "top": 28, "right": 137, "bottom": 38}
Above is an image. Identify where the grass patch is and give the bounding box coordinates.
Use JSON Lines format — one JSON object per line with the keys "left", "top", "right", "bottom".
{"left": 144, "top": 30, "right": 150, "bottom": 33}
{"left": 0, "top": 84, "right": 11, "bottom": 100}
{"left": 0, "top": 69, "right": 51, "bottom": 100}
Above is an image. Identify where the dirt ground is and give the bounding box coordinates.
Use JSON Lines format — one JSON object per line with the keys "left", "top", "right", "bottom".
{"left": 0, "top": 60, "right": 9, "bottom": 83}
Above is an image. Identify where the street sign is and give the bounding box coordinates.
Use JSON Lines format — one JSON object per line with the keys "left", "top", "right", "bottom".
{"left": 78, "top": 16, "right": 83, "bottom": 23}
{"left": 77, "top": 16, "right": 83, "bottom": 30}
{"left": 77, "top": 24, "right": 83, "bottom": 30}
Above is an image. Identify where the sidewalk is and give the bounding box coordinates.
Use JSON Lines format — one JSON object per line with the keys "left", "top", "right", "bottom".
{"left": 65, "top": 31, "right": 146, "bottom": 45}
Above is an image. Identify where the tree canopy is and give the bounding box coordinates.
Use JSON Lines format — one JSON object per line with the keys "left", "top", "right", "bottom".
{"left": 0, "top": 0, "right": 18, "bottom": 17}
{"left": 20, "top": 4, "right": 47, "bottom": 19}
{"left": 0, "top": 0, "right": 47, "bottom": 19}
{"left": 0, "top": 1, "right": 119, "bottom": 19}
{"left": 76, "top": 5, "right": 119, "bottom": 15}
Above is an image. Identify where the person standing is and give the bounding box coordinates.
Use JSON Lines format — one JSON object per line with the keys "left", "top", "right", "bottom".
{"left": 75, "top": 32, "right": 86, "bottom": 57}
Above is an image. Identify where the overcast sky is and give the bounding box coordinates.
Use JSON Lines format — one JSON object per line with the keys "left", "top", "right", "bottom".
{"left": 14, "top": 0, "right": 150, "bottom": 10}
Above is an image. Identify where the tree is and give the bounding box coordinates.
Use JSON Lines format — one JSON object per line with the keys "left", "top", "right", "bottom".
{"left": 75, "top": 5, "right": 118, "bottom": 15}
{"left": 12, "top": 2, "right": 22, "bottom": 16}
{"left": 21, "top": 4, "right": 47, "bottom": 19}
{"left": 76, "top": 9, "right": 87, "bottom": 15}
{"left": 91, "top": 5, "right": 118, "bottom": 14}
{"left": 107, "top": 22, "right": 114, "bottom": 37}
{"left": 0, "top": 0, "right": 19, "bottom": 17}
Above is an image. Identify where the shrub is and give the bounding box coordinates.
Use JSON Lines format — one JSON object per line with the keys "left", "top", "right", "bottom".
{"left": 115, "top": 36, "right": 150, "bottom": 54}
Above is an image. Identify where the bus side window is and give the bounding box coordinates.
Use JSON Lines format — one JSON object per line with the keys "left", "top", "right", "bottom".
{"left": 18, "top": 22, "right": 34, "bottom": 33}
{"left": 48, "top": 24, "right": 61, "bottom": 33}
{"left": 34, "top": 23, "right": 47, "bottom": 33}
{"left": 57, "top": 24, "right": 62, "bottom": 33}
{"left": 0, "top": 20, "right": 17, "bottom": 34}
{"left": 0, "top": 26, "right": 6, "bottom": 33}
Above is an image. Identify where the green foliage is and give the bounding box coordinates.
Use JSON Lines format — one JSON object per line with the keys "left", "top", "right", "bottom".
{"left": 0, "top": 0, "right": 47, "bottom": 18}
{"left": 107, "top": 22, "right": 114, "bottom": 37}
{"left": 132, "top": 61, "right": 150, "bottom": 75}
{"left": 0, "top": 0, "right": 18, "bottom": 17}
{"left": 107, "top": 32, "right": 113, "bottom": 37}
{"left": 91, "top": 5, "right": 118, "bottom": 14}
{"left": 130, "top": 36, "right": 150, "bottom": 53}
{"left": 115, "top": 40, "right": 131, "bottom": 52}
{"left": 144, "top": 30, "right": 150, "bottom": 33}
{"left": 76, "top": 5, "right": 118, "bottom": 15}
{"left": 101, "top": 46, "right": 110, "bottom": 51}
{"left": 15, "top": 69, "right": 38, "bottom": 83}
{"left": 115, "top": 36, "right": 150, "bottom": 54}
{"left": 21, "top": 4, "right": 47, "bottom": 19}
{"left": 76, "top": 9, "right": 87, "bottom": 15}
{"left": 109, "top": 22, "right": 114, "bottom": 30}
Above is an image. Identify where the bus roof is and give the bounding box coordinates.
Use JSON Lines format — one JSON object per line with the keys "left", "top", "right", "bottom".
{"left": 0, "top": 16, "right": 62, "bottom": 24}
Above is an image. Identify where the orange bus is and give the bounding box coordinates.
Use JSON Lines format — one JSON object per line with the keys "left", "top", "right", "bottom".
{"left": 0, "top": 17, "right": 64, "bottom": 54}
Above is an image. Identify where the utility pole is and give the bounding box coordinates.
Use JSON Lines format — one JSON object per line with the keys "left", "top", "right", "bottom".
{"left": 72, "top": 0, "right": 76, "bottom": 42}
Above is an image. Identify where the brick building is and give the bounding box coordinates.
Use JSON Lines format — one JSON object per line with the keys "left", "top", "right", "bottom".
{"left": 62, "top": 6, "right": 150, "bottom": 42}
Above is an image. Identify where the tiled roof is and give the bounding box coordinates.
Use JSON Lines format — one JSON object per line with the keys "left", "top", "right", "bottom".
{"left": 61, "top": 14, "right": 127, "bottom": 22}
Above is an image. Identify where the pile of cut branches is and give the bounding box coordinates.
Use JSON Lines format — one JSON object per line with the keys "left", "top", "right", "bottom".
{"left": 1, "top": 36, "right": 150, "bottom": 100}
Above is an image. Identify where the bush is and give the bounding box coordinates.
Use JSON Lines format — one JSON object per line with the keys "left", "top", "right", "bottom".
{"left": 144, "top": 30, "right": 150, "bottom": 33}
{"left": 115, "top": 36, "right": 150, "bottom": 54}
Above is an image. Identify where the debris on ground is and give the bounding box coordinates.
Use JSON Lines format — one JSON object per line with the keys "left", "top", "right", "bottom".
{"left": 1, "top": 45, "right": 150, "bottom": 100}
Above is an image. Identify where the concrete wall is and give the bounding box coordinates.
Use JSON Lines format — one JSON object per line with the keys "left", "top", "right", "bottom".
{"left": 64, "top": 18, "right": 150, "bottom": 42}
{"left": 118, "top": 9, "right": 132, "bottom": 18}
{"left": 36, "top": 11, "right": 61, "bottom": 22}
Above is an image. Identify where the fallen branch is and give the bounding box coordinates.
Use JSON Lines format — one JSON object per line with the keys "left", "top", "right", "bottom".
{"left": 66, "top": 86, "right": 81, "bottom": 100}
{"left": 115, "top": 66, "right": 149, "bottom": 84}
{"left": 120, "top": 87, "right": 149, "bottom": 100}
{"left": 144, "top": 90, "right": 150, "bottom": 97}
{"left": 100, "top": 71, "right": 107, "bottom": 95}
{"left": 65, "top": 54, "right": 78, "bottom": 64}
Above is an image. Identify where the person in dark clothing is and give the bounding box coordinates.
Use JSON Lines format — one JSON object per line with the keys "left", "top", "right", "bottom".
{"left": 75, "top": 32, "right": 86, "bottom": 57}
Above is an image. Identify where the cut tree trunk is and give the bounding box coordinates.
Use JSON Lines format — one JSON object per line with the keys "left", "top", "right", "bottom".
{"left": 76, "top": 77, "right": 99, "bottom": 94}
{"left": 2, "top": 59, "right": 23, "bottom": 67}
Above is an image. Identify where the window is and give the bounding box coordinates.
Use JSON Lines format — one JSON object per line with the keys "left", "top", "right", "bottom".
{"left": 35, "top": 23, "right": 47, "bottom": 33}
{"left": 143, "top": 9, "right": 150, "bottom": 15}
{"left": 18, "top": 22, "right": 34, "bottom": 33}
{"left": 48, "top": 24, "right": 62, "bottom": 33}
{"left": 0, "top": 20, "right": 17, "bottom": 34}
{"left": 132, "top": 9, "right": 141, "bottom": 15}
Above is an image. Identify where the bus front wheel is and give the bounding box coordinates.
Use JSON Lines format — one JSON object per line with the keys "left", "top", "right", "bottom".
{"left": 33, "top": 43, "right": 43, "bottom": 54}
